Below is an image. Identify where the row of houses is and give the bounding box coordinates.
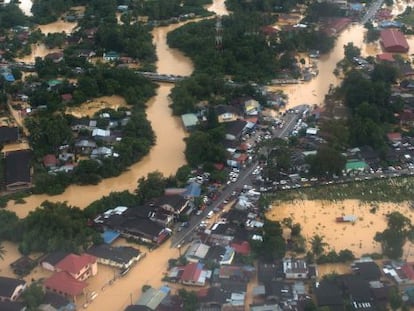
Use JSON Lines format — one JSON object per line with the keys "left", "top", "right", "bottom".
{"left": 93, "top": 193, "right": 195, "bottom": 245}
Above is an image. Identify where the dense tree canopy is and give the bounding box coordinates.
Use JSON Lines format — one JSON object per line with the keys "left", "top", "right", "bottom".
{"left": 306, "top": 146, "right": 346, "bottom": 177}
{"left": 340, "top": 65, "right": 401, "bottom": 151}
{"left": 184, "top": 129, "right": 226, "bottom": 167}
{"left": 136, "top": 171, "right": 167, "bottom": 204}
{"left": 25, "top": 112, "right": 73, "bottom": 158}
{"left": 0, "top": 3, "right": 28, "bottom": 28}
{"left": 168, "top": 12, "right": 279, "bottom": 82}
{"left": 375, "top": 212, "right": 414, "bottom": 259}
{"left": 19, "top": 201, "right": 101, "bottom": 254}
{"left": 252, "top": 220, "right": 286, "bottom": 262}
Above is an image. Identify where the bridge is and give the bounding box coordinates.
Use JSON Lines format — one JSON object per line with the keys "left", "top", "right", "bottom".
{"left": 136, "top": 71, "right": 187, "bottom": 83}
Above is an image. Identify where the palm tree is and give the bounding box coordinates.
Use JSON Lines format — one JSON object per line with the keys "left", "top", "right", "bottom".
{"left": 310, "top": 234, "right": 327, "bottom": 258}
{"left": 0, "top": 243, "right": 6, "bottom": 260}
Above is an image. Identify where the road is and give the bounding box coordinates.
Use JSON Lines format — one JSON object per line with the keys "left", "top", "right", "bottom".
{"left": 361, "top": 0, "right": 385, "bottom": 24}
{"left": 170, "top": 105, "right": 307, "bottom": 248}
{"left": 170, "top": 161, "right": 258, "bottom": 248}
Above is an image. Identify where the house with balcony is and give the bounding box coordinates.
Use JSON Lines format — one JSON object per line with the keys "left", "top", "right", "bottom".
{"left": 55, "top": 253, "right": 98, "bottom": 281}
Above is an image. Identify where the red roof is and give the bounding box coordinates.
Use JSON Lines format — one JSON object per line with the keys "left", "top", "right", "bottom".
{"left": 387, "top": 132, "right": 402, "bottom": 142}
{"left": 402, "top": 263, "right": 414, "bottom": 280}
{"left": 376, "top": 53, "right": 395, "bottom": 62}
{"left": 44, "top": 271, "right": 87, "bottom": 296}
{"left": 399, "top": 109, "right": 414, "bottom": 122}
{"left": 380, "top": 29, "right": 409, "bottom": 52}
{"left": 181, "top": 263, "right": 202, "bottom": 282}
{"left": 43, "top": 154, "right": 58, "bottom": 167}
{"left": 56, "top": 254, "right": 96, "bottom": 275}
{"left": 261, "top": 26, "right": 278, "bottom": 36}
{"left": 230, "top": 241, "right": 251, "bottom": 256}
{"left": 235, "top": 153, "right": 248, "bottom": 163}
{"left": 61, "top": 93, "right": 73, "bottom": 101}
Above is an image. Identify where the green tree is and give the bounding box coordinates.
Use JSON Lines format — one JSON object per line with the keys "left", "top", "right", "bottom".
{"left": 0, "top": 210, "right": 20, "bottom": 241}
{"left": 178, "top": 289, "right": 199, "bottom": 311}
{"left": 22, "top": 283, "right": 44, "bottom": 311}
{"left": 389, "top": 287, "right": 403, "bottom": 311}
{"left": 307, "top": 146, "right": 346, "bottom": 177}
{"left": 374, "top": 212, "right": 413, "bottom": 259}
{"left": 136, "top": 171, "right": 166, "bottom": 204}
{"left": 344, "top": 42, "right": 361, "bottom": 61}
{"left": 310, "top": 234, "right": 328, "bottom": 258}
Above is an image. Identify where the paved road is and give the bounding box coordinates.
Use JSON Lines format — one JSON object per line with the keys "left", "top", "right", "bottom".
{"left": 361, "top": 0, "right": 385, "bottom": 24}
{"left": 170, "top": 162, "right": 258, "bottom": 248}
{"left": 170, "top": 104, "right": 311, "bottom": 248}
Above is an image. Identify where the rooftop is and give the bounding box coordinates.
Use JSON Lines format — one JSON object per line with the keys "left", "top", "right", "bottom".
{"left": 56, "top": 253, "right": 96, "bottom": 275}
{"left": 44, "top": 271, "right": 87, "bottom": 297}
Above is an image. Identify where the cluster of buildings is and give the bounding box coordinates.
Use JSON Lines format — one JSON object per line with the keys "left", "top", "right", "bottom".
{"left": 0, "top": 243, "right": 146, "bottom": 310}
{"left": 93, "top": 192, "right": 201, "bottom": 245}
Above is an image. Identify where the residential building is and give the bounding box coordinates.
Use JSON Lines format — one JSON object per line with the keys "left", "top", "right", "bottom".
{"left": 93, "top": 206, "right": 171, "bottom": 245}
{"left": 135, "top": 285, "right": 170, "bottom": 310}
{"left": 352, "top": 259, "right": 381, "bottom": 281}
{"left": 0, "top": 301, "right": 25, "bottom": 311}
{"left": 181, "top": 113, "right": 199, "bottom": 131}
{"left": 152, "top": 194, "right": 190, "bottom": 217}
{"left": 283, "top": 258, "right": 308, "bottom": 279}
{"left": 185, "top": 240, "right": 210, "bottom": 263}
{"left": 103, "top": 51, "right": 120, "bottom": 61}
{"left": 0, "top": 277, "right": 26, "bottom": 302}
{"left": 40, "top": 252, "right": 70, "bottom": 272}
{"left": 39, "top": 291, "right": 76, "bottom": 311}
{"left": 215, "top": 104, "right": 242, "bottom": 123}
{"left": 315, "top": 278, "right": 344, "bottom": 310}
{"left": 0, "top": 126, "right": 18, "bottom": 144}
{"left": 181, "top": 262, "right": 208, "bottom": 286}
{"left": 86, "top": 244, "right": 144, "bottom": 269}
{"left": 43, "top": 271, "right": 87, "bottom": 302}
{"left": 4, "top": 149, "right": 31, "bottom": 191}
{"left": 380, "top": 29, "right": 409, "bottom": 53}
{"left": 55, "top": 253, "right": 98, "bottom": 281}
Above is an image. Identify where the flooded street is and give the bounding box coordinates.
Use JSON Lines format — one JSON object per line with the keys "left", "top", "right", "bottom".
{"left": 271, "top": 24, "right": 377, "bottom": 108}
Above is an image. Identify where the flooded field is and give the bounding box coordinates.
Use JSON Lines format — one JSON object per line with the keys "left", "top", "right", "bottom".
{"left": 15, "top": 44, "right": 62, "bottom": 63}
{"left": 66, "top": 95, "right": 130, "bottom": 118}
{"left": 267, "top": 199, "right": 414, "bottom": 260}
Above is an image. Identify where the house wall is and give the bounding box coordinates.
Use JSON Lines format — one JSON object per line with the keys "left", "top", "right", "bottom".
{"left": 6, "top": 181, "right": 31, "bottom": 191}
{"left": 182, "top": 279, "right": 204, "bottom": 286}
{"left": 218, "top": 113, "right": 238, "bottom": 123}
{"left": 10, "top": 283, "right": 26, "bottom": 301}
{"left": 41, "top": 261, "right": 57, "bottom": 272}
{"left": 285, "top": 272, "right": 307, "bottom": 279}
{"left": 96, "top": 254, "right": 144, "bottom": 269}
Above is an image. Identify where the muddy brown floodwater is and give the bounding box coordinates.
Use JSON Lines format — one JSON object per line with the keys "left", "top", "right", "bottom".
{"left": 267, "top": 200, "right": 414, "bottom": 261}
{"left": 8, "top": 21, "right": 192, "bottom": 217}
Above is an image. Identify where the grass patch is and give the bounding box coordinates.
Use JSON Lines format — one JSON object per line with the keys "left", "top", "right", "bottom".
{"left": 265, "top": 176, "right": 414, "bottom": 203}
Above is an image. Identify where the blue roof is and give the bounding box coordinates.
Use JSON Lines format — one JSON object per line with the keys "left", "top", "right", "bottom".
{"left": 159, "top": 285, "right": 170, "bottom": 294}
{"left": 350, "top": 3, "right": 364, "bottom": 10}
{"left": 2, "top": 73, "right": 15, "bottom": 82}
{"left": 102, "top": 230, "right": 120, "bottom": 244}
{"left": 184, "top": 182, "right": 201, "bottom": 197}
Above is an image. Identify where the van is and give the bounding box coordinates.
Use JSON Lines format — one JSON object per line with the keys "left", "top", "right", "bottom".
{"left": 207, "top": 211, "right": 214, "bottom": 219}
